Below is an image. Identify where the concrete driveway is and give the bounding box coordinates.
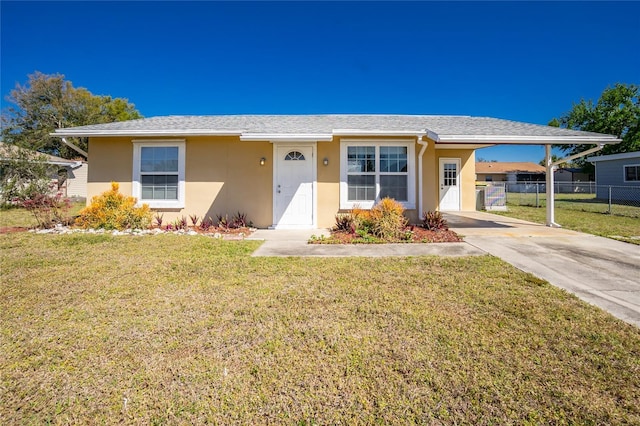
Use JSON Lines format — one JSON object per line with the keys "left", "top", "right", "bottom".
{"left": 445, "top": 211, "right": 640, "bottom": 327}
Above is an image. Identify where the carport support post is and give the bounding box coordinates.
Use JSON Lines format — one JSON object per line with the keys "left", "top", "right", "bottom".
{"left": 544, "top": 143, "right": 606, "bottom": 227}
{"left": 545, "top": 144, "right": 559, "bottom": 227}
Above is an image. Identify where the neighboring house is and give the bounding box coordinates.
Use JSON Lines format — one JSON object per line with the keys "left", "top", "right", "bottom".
{"left": 59, "top": 161, "right": 88, "bottom": 198}
{"left": 0, "top": 142, "right": 88, "bottom": 198}
{"left": 554, "top": 167, "right": 591, "bottom": 183}
{"left": 588, "top": 151, "right": 640, "bottom": 202}
{"left": 475, "top": 162, "right": 545, "bottom": 182}
{"left": 476, "top": 162, "right": 593, "bottom": 193}
{"left": 52, "top": 115, "right": 618, "bottom": 229}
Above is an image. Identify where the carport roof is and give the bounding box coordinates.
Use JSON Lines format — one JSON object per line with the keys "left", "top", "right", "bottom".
{"left": 52, "top": 114, "right": 621, "bottom": 144}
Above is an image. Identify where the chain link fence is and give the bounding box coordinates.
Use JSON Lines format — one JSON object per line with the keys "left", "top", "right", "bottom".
{"left": 498, "top": 182, "right": 640, "bottom": 218}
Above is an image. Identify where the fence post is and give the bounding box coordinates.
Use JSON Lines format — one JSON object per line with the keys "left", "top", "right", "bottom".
{"left": 536, "top": 183, "right": 539, "bottom": 208}
{"left": 608, "top": 186, "right": 612, "bottom": 214}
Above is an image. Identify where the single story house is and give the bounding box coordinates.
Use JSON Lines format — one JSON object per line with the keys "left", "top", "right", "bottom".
{"left": 58, "top": 161, "right": 88, "bottom": 198}
{"left": 0, "top": 142, "right": 88, "bottom": 198}
{"left": 476, "top": 162, "right": 593, "bottom": 194}
{"left": 53, "top": 115, "right": 619, "bottom": 229}
{"left": 554, "top": 167, "right": 591, "bottom": 183}
{"left": 588, "top": 151, "right": 640, "bottom": 202}
{"left": 475, "top": 162, "right": 545, "bottom": 182}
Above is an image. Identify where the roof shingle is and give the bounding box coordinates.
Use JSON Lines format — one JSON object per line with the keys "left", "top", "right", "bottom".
{"left": 475, "top": 162, "right": 545, "bottom": 174}
{"left": 52, "top": 114, "right": 620, "bottom": 142}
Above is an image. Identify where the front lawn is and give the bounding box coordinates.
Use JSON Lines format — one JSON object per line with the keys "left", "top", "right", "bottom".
{"left": 1, "top": 233, "right": 639, "bottom": 424}
{"left": 0, "top": 201, "right": 85, "bottom": 229}
{"left": 494, "top": 204, "right": 640, "bottom": 244}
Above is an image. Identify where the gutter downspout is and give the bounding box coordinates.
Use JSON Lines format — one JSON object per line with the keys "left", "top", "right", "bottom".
{"left": 60, "top": 137, "right": 88, "bottom": 159}
{"left": 416, "top": 133, "right": 428, "bottom": 218}
{"left": 545, "top": 143, "right": 605, "bottom": 227}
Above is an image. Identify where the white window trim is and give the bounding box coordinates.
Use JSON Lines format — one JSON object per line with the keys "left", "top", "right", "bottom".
{"left": 340, "top": 139, "right": 415, "bottom": 210}
{"left": 623, "top": 164, "right": 640, "bottom": 182}
{"left": 132, "top": 139, "right": 186, "bottom": 209}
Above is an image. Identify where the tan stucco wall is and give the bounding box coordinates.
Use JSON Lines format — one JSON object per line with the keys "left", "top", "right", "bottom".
{"left": 185, "top": 137, "right": 272, "bottom": 228}
{"left": 87, "top": 137, "right": 133, "bottom": 201}
{"left": 87, "top": 135, "right": 477, "bottom": 229}
{"left": 476, "top": 173, "right": 507, "bottom": 182}
{"left": 317, "top": 139, "right": 340, "bottom": 228}
{"left": 87, "top": 136, "right": 273, "bottom": 228}
{"left": 423, "top": 145, "right": 477, "bottom": 212}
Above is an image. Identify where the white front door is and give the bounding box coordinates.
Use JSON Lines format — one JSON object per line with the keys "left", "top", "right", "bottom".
{"left": 273, "top": 145, "right": 315, "bottom": 228}
{"left": 439, "top": 158, "right": 461, "bottom": 211}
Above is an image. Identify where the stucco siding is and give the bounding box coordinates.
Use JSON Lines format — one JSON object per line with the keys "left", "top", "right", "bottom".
{"left": 87, "top": 137, "right": 133, "bottom": 204}
{"left": 87, "top": 137, "right": 274, "bottom": 227}
{"left": 434, "top": 148, "right": 476, "bottom": 211}
{"left": 476, "top": 173, "right": 507, "bottom": 182}
{"left": 87, "top": 135, "right": 478, "bottom": 229}
{"left": 317, "top": 138, "right": 340, "bottom": 228}
{"left": 184, "top": 137, "right": 273, "bottom": 228}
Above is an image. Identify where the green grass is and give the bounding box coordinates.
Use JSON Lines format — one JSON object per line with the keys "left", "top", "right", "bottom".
{"left": 2, "top": 233, "right": 639, "bottom": 424}
{"left": 506, "top": 192, "right": 640, "bottom": 218}
{"left": 0, "top": 202, "right": 85, "bottom": 228}
{"left": 495, "top": 204, "right": 640, "bottom": 244}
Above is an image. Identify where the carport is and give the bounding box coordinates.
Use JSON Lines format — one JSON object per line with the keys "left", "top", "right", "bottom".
{"left": 424, "top": 129, "right": 621, "bottom": 227}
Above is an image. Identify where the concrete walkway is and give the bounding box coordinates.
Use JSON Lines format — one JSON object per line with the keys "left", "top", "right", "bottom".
{"left": 249, "top": 229, "right": 484, "bottom": 257}
{"left": 249, "top": 212, "right": 640, "bottom": 327}
{"left": 445, "top": 211, "right": 640, "bottom": 327}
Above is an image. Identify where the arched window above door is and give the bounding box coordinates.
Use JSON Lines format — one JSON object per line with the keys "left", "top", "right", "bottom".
{"left": 284, "top": 151, "right": 305, "bottom": 161}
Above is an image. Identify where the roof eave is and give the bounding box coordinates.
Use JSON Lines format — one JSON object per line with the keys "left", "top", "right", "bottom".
{"left": 332, "top": 129, "right": 425, "bottom": 137}
{"left": 588, "top": 151, "right": 640, "bottom": 162}
{"left": 51, "top": 129, "right": 244, "bottom": 137}
{"left": 437, "top": 135, "right": 621, "bottom": 145}
{"left": 240, "top": 133, "right": 333, "bottom": 142}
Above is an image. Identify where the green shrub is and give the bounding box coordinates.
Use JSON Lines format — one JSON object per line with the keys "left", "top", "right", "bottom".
{"left": 75, "top": 182, "right": 152, "bottom": 230}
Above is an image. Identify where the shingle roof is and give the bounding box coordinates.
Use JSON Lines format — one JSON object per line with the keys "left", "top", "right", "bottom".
{"left": 587, "top": 151, "right": 640, "bottom": 162}
{"left": 52, "top": 114, "right": 620, "bottom": 143}
{"left": 0, "top": 142, "right": 81, "bottom": 166}
{"left": 475, "top": 162, "right": 545, "bottom": 174}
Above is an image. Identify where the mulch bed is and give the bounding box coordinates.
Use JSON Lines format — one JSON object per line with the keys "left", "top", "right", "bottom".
{"left": 311, "top": 226, "right": 462, "bottom": 244}
{"left": 0, "top": 227, "right": 29, "bottom": 234}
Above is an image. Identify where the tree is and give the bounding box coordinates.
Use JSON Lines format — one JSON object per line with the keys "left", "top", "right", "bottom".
{"left": 550, "top": 83, "right": 639, "bottom": 168}
{"left": 0, "top": 143, "right": 53, "bottom": 206}
{"left": 537, "top": 154, "right": 575, "bottom": 168}
{"left": 1, "top": 72, "right": 142, "bottom": 159}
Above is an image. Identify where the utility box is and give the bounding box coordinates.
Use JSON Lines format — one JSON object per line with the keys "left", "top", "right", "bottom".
{"left": 484, "top": 183, "right": 507, "bottom": 211}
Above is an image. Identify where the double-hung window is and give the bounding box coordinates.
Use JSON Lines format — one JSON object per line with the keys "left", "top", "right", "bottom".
{"left": 624, "top": 165, "right": 640, "bottom": 182}
{"left": 133, "top": 140, "right": 185, "bottom": 208}
{"left": 340, "top": 140, "right": 415, "bottom": 209}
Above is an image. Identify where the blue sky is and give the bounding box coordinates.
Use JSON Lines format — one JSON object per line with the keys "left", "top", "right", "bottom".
{"left": 1, "top": 1, "right": 639, "bottom": 162}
